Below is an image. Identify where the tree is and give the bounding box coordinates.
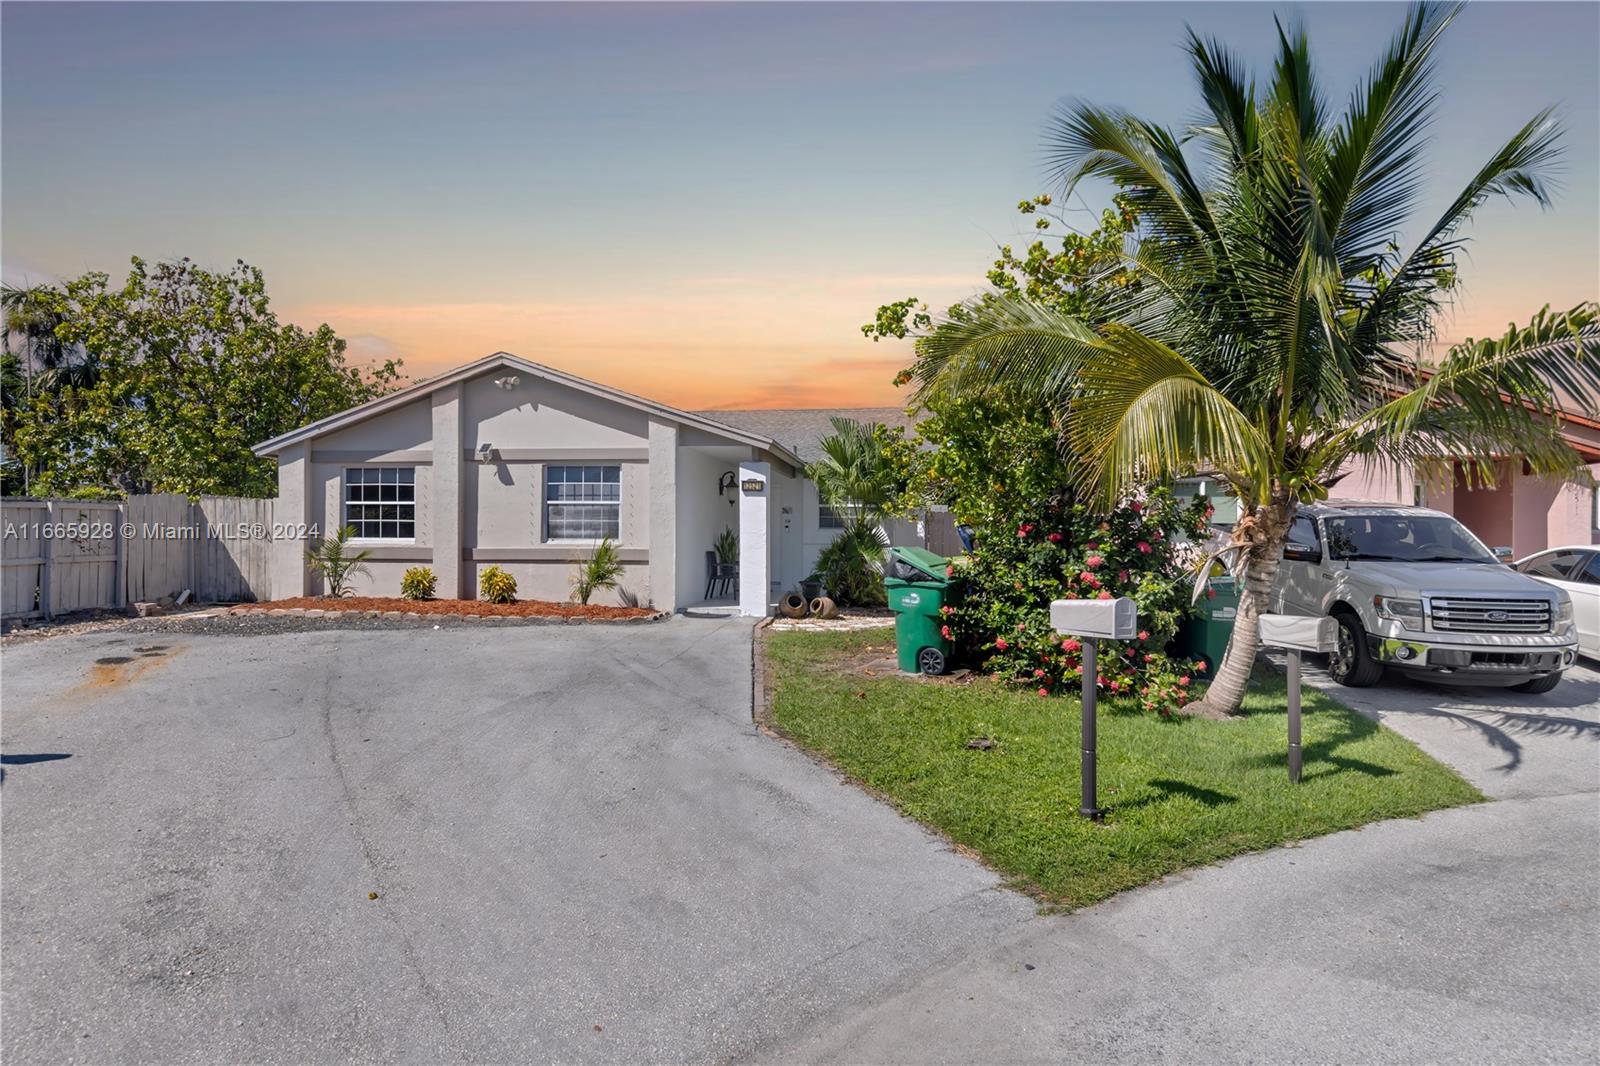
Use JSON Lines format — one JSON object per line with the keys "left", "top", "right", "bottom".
{"left": 903, "top": 2, "right": 1600, "bottom": 717}
{"left": 806, "top": 417, "right": 905, "bottom": 605}
{"left": 9, "top": 257, "right": 403, "bottom": 497}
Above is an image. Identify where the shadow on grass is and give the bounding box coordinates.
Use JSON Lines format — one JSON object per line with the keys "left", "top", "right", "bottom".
{"left": 1115, "top": 777, "right": 1239, "bottom": 812}
{"left": 1243, "top": 708, "right": 1399, "bottom": 781}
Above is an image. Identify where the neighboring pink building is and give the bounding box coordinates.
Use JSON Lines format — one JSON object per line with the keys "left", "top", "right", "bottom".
{"left": 1332, "top": 401, "right": 1600, "bottom": 557}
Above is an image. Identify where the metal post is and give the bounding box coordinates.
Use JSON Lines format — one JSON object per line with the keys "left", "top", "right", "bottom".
{"left": 1287, "top": 648, "right": 1302, "bottom": 783}
{"left": 1080, "top": 637, "right": 1100, "bottom": 818}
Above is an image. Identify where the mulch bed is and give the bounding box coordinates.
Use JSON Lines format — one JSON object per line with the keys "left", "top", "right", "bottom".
{"left": 234, "top": 596, "right": 662, "bottom": 621}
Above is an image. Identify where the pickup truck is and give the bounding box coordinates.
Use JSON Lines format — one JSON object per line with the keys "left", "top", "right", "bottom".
{"left": 1271, "top": 503, "right": 1580, "bottom": 692}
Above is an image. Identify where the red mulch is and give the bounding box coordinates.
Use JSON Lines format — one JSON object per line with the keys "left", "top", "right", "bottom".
{"left": 238, "top": 596, "right": 657, "bottom": 620}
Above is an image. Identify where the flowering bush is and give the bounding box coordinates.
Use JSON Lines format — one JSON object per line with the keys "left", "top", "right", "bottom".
{"left": 944, "top": 487, "right": 1213, "bottom": 713}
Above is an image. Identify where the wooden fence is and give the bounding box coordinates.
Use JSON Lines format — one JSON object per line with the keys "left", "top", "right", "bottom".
{"left": 2, "top": 494, "right": 275, "bottom": 619}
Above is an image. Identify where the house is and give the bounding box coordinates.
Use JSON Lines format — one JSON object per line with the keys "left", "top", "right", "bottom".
{"left": 1176, "top": 398, "right": 1600, "bottom": 557}
{"left": 252, "top": 353, "right": 919, "bottom": 615}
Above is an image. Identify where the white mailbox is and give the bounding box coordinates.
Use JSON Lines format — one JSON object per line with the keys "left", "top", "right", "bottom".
{"left": 1258, "top": 614, "right": 1337, "bottom": 653}
{"left": 1051, "top": 597, "right": 1138, "bottom": 640}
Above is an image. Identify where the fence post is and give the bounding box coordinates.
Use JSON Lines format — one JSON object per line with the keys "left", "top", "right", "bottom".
{"left": 40, "top": 499, "right": 55, "bottom": 620}
{"left": 114, "top": 502, "right": 127, "bottom": 610}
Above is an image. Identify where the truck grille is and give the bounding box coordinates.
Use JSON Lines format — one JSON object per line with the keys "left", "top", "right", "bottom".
{"left": 1429, "top": 597, "right": 1551, "bottom": 634}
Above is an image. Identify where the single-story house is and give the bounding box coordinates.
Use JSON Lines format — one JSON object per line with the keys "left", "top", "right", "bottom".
{"left": 252, "top": 353, "right": 919, "bottom": 615}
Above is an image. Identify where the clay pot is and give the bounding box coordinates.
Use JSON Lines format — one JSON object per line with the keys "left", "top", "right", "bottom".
{"left": 779, "top": 593, "right": 809, "bottom": 618}
{"left": 809, "top": 596, "right": 840, "bottom": 620}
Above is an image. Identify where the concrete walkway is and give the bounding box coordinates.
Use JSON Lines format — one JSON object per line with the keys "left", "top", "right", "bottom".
{"left": 773, "top": 661, "right": 1600, "bottom": 1063}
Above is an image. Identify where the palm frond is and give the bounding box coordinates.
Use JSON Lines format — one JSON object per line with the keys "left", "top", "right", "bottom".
{"left": 911, "top": 297, "right": 1102, "bottom": 405}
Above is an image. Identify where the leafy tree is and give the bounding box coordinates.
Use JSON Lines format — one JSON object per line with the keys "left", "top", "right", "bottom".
{"left": 9, "top": 257, "right": 402, "bottom": 497}
{"left": 903, "top": 2, "right": 1600, "bottom": 717}
{"left": 806, "top": 417, "right": 905, "bottom": 605}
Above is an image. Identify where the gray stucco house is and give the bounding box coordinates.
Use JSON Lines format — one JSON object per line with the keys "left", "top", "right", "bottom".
{"left": 253, "top": 352, "right": 917, "bottom": 615}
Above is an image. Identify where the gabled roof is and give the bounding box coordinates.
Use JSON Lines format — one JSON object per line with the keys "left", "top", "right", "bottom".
{"left": 695, "top": 407, "right": 917, "bottom": 465}
{"left": 252, "top": 352, "right": 802, "bottom": 466}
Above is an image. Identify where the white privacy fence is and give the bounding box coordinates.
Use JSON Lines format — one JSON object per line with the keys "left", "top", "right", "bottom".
{"left": 1, "top": 494, "right": 276, "bottom": 619}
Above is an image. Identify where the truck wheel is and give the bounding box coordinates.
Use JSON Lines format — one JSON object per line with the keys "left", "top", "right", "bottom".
{"left": 1329, "top": 612, "right": 1383, "bottom": 687}
{"left": 917, "top": 647, "right": 947, "bottom": 676}
{"left": 1512, "top": 672, "right": 1563, "bottom": 694}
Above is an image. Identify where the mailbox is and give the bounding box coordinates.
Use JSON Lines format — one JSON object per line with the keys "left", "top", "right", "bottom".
{"left": 1258, "top": 614, "right": 1337, "bottom": 653}
{"left": 1050, "top": 597, "right": 1138, "bottom": 640}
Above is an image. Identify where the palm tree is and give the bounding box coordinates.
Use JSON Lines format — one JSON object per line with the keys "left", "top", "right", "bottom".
{"left": 908, "top": 2, "right": 1600, "bottom": 717}
{"left": 806, "top": 417, "right": 904, "bottom": 605}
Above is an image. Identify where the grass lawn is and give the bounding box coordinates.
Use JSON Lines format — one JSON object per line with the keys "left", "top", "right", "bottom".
{"left": 764, "top": 628, "right": 1482, "bottom": 910}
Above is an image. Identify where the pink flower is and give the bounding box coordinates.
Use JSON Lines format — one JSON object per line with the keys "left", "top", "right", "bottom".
{"left": 1178, "top": 676, "right": 1190, "bottom": 686}
{"left": 1034, "top": 668, "right": 1046, "bottom": 678}
{"left": 1118, "top": 569, "right": 1130, "bottom": 583}
{"left": 940, "top": 605, "right": 952, "bottom": 615}
{"left": 1206, "top": 587, "right": 1216, "bottom": 600}
{"left": 940, "top": 625, "right": 951, "bottom": 639}
{"left": 1017, "top": 523, "right": 1034, "bottom": 537}
{"left": 1136, "top": 541, "right": 1152, "bottom": 554}
{"left": 1142, "top": 652, "right": 1152, "bottom": 662}
{"left": 1087, "top": 541, "right": 1100, "bottom": 551}
{"left": 1086, "top": 555, "right": 1103, "bottom": 569}
{"left": 1015, "top": 622, "right": 1026, "bottom": 632}
{"left": 1130, "top": 501, "right": 1143, "bottom": 513}
{"left": 1137, "top": 629, "right": 1150, "bottom": 642}
{"left": 1196, "top": 661, "right": 1208, "bottom": 673}
{"left": 1038, "top": 687, "right": 1049, "bottom": 697}
{"left": 995, "top": 638, "right": 1009, "bottom": 651}
{"left": 945, "top": 565, "right": 955, "bottom": 577}
{"left": 1047, "top": 532, "right": 1063, "bottom": 543}
{"left": 1061, "top": 638, "right": 1081, "bottom": 653}
{"left": 1097, "top": 590, "right": 1112, "bottom": 600}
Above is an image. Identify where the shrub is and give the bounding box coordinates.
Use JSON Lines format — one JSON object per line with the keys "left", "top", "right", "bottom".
{"left": 713, "top": 526, "right": 739, "bottom": 565}
{"left": 571, "top": 538, "right": 624, "bottom": 605}
{"left": 400, "top": 566, "right": 437, "bottom": 600}
{"left": 305, "top": 524, "right": 372, "bottom": 598}
{"left": 815, "top": 523, "right": 888, "bottom": 606}
{"left": 945, "top": 487, "right": 1213, "bottom": 713}
{"left": 479, "top": 565, "right": 517, "bottom": 604}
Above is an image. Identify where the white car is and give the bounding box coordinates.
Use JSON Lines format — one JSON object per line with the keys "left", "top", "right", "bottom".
{"left": 1514, "top": 547, "right": 1600, "bottom": 659}
{"left": 1271, "top": 503, "right": 1580, "bottom": 692}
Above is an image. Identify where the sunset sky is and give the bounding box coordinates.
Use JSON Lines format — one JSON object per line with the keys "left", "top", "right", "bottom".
{"left": 4, "top": 2, "right": 1597, "bottom": 410}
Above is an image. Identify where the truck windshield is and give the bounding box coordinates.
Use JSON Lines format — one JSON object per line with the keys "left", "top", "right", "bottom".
{"left": 1324, "top": 514, "right": 1498, "bottom": 564}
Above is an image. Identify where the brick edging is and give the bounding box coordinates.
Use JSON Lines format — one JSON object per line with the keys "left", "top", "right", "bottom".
{"left": 225, "top": 605, "right": 671, "bottom": 626}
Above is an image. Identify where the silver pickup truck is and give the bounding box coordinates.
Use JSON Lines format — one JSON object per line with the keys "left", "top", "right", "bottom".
{"left": 1272, "top": 503, "right": 1580, "bottom": 692}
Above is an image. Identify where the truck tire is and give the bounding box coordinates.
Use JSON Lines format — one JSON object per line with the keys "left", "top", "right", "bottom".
{"left": 1329, "top": 611, "right": 1384, "bottom": 688}
{"left": 1512, "top": 671, "right": 1563, "bottom": 694}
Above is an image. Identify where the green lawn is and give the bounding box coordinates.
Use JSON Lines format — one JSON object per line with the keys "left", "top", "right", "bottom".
{"left": 765, "top": 628, "right": 1482, "bottom": 910}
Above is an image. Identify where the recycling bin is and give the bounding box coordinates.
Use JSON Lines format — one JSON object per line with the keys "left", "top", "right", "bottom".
{"left": 1177, "top": 575, "right": 1239, "bottom": 673}
{"left": 884, "top": 546, "right": 960, "bottom": 675}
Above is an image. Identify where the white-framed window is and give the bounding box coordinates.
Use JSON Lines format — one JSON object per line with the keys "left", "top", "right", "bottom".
{"left": 545, "top": 464, "right": 620, "bottom": 540}
{"left": 344, "top": 467, "right": 415, "bottom": 540}
{"left": 818, "top": 503, "right": 846, "bottom": 530}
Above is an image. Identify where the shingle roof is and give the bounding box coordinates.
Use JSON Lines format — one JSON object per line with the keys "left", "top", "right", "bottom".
{"left": 696, "top": 408, "right": 917, "bottom": 465}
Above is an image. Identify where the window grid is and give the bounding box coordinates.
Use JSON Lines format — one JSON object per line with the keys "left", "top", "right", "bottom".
{"left": 344, "top": 467, "right": 416, "bottom": 540}
{"left": 545, "top": 465, "right": 621, "bottom": 541}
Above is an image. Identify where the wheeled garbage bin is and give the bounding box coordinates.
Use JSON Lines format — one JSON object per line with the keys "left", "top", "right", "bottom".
{"left": 884, "top": 546, "right": 960, "bottom": 675}
{"left": 1176, "top": 575, "right": 1239, "bottom": 674}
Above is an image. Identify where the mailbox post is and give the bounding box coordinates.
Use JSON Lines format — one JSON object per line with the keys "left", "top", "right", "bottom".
{"left": 1258, "top": 614, "right": 1337, "bottom": 782}
{"left": 1051, "top": 597, "right": 1138, "bottom": 819}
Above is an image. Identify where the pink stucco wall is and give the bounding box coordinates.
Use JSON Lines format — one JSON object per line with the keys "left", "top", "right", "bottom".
{"left": 1329, "top": 458, "right": 1413, "bottom": 505}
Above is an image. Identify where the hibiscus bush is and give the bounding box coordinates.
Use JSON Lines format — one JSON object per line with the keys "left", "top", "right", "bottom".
{"left": 941, "top": 487, "right": 1214, "bottom": 714}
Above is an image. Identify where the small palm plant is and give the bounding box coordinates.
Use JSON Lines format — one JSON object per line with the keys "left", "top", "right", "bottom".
{"left": 305, "top": 525, "right": 373, "bottom": 598}
{"left": 572, "top": 537, "right": 625, "bottom": 605}
{"left": 713, "top": 526, "right": 739, "bottom": 565}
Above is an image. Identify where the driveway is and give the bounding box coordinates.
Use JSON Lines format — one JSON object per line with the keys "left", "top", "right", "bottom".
{"left": 3, "top": 622, "right": 1596, "bottom": 1064}
{"left": 1, "top": 618, "right": 1035, "bottom": 1063}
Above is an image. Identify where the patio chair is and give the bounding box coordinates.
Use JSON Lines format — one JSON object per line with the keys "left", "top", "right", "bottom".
{"left": 704, "top": 550, "right": 738, "bottom": 600}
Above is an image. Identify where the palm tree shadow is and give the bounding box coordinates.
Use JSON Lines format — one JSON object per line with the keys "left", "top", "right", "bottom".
{"left": 1243, "top": 708, "right": 1401, "bottom": 780}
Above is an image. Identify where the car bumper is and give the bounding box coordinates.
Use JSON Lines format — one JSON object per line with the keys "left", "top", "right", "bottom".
{"left": 1364, "top": 624, "right": 1580, "bottom": 679}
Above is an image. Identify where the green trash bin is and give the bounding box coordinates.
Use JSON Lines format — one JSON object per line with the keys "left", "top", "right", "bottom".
{"left": 1177, "top": 575, "right": 1239, "bottom": 673}
{"left": 884, "top": 546, "right": 960, "bottom": 675}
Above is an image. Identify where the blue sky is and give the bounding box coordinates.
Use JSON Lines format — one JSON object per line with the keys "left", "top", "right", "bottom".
{"left": 4, "top": 2, "right": 1597, "bottom": 407}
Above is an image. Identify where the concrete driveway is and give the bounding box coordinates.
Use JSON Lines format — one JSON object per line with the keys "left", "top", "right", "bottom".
{"left": 3, "top": 620, "right": 1596, "bottom": 1064}
{"left": 1, "top": 618, "right": 1035, "bottom": 1063}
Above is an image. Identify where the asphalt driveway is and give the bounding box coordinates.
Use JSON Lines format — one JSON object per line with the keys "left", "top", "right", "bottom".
{"left": 1, "top": 618, "right": 1035, "bottom": 1063}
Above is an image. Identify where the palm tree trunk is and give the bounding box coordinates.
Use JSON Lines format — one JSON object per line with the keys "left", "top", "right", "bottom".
{"left": 1180, "top": 499, "right": 1292, "bottom": 719}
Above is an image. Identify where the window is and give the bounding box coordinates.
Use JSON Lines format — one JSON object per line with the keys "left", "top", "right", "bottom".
{"left": 344, "top": 467, "right": 415, "bottom": 540}
{"left": 1324, "top": 514, "right": 1497, "bottom": 564}
{"left": 1578, "top": 553, "right": 1600, "bottom": 586}
{"left": 1283, "top": 515, "right": 1322, "bottom": 562}
{"left": 818, "top": 503, "right": 847, "bottom": 530}
{"left": 545, "top": 465, "right": 620, "bottom": 540}
{"left": 1518, "top": 549, "right": 1586, "bottom": 580}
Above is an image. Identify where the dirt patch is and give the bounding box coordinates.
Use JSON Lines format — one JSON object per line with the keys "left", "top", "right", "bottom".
{"left": 235, "top": 596, "right": 659, "bottom": 621}
{"left": 68, "top": 645, "right": 179, "bottom": 698}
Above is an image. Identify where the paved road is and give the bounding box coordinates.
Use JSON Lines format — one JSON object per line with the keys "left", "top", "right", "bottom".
{"left": 4, "top": 622, "right": 1596, "bottom": 1063}
{"left": 774, "top": 660, "right": 1600, "bottom": 1064}
{"left": 1, "top": 619, "right": 1035, "bottom": 1063}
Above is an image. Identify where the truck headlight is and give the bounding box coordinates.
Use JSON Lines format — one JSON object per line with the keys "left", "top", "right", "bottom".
{"left": 1374, "top": 595, "right": 1425, "bottom": 629}
{"left": 1556, "top": 598, "right": 1574, "bottom": 624}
